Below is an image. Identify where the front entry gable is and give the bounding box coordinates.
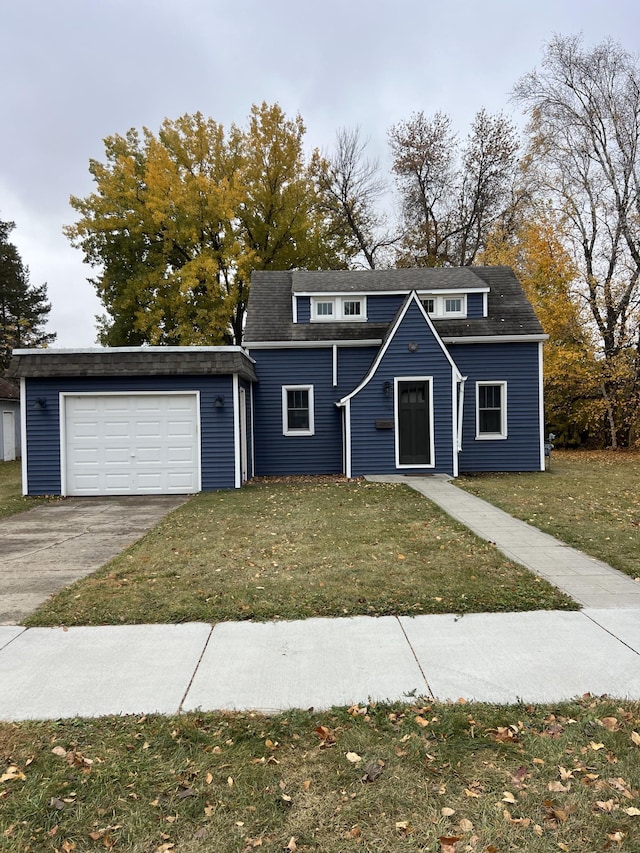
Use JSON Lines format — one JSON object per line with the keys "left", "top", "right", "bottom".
{"left": 339, "top": 293, "right": 461, "bottom": 478}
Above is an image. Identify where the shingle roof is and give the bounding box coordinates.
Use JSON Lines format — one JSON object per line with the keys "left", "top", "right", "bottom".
{"left": 243, "top": 267, "right": 544, "bottom": 343}
{"left": 7, "top": 347, "right": 258, "bottom": 382}
{"left": 0, "top": 377, "right": 19, "bottom": 399}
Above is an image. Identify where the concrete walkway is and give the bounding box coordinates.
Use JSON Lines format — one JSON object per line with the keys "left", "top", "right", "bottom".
{"left": 1, "top": 478, "right": 639, "bottom": 720}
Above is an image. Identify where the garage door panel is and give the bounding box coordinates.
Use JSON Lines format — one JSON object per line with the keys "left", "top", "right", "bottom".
{"left": 64, "top": 394, "right": 200, "bottom": 496}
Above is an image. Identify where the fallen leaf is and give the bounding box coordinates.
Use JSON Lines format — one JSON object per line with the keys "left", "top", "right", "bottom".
{"left": 346, "top": 752, "right": 362, "bottom": 764}
{"left": 51, "top": 746, "right": 67, "bottom": 757}
{"left": 607, "top": 831, "right": 625, "bottom": 846}
{"left": 227, "top": 776, "right": 234, "bottom": 787}
{"left": 631, "top": 731, "right": 640, "bottom": 747}
{"left": 464, "top": 787, "right": 480, "bottom": 798}
{"left": 414, "top": 715, "right": 430, "bottom": 728}
{"left": 600, "top": 717, "right": 619, "bottom": 731}
{"left": 458, "top": 818, "right": 474, "bottom": 832}
{"left": 438, "top": 836, "right": 462, "bottom": 853}
{"left": 624, "top": 807, "right": 640, "bottom": 816}
{"left": 0, "top": 766, "right": 26, "bottom": 783}
{"left": 303, "top": 780, "right": 311, "bottom": 791}
{"left": 441, "top": 807, "right": 456, "bottom": 816}
{"left": 49, "top": 797, "right": 65, "bottom": 810}
{"left": 501, "top": 791, "right": 517, "bottom": 804}
{"left": 590, "top": 741, "right": 605, "bottom": 751}
{"left": 361, "top": 762, "right": 384, "bottom": 783}
{"left": 595, "top": 799, "right": 616, "bottom": 812}
{"left": 548, "top": 781, "right": 571, "bottom": 792}
{"left": 285, "top": 837, "right": 296, "bottom": 852}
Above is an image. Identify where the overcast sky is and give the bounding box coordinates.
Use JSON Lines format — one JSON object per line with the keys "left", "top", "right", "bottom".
{"left": 2, "top": 0, "right": 639, "bottom": 347}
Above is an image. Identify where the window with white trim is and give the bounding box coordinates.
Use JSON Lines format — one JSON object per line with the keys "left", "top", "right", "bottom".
{"left": 311, "top": 296, "right": 366, "bottom": 321}
{"left": 418, "top": 294, "right": 467, "bottom": 318}
{"left": 476, "top": 382, "right": 507, "bottom": 439}
{"left": 282, "top": 385, "right": 314, "bottom": 435}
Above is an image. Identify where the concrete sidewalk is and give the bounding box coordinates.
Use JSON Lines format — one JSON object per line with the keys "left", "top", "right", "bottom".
{"left": 1, "top": 476, "right": 639, "bottom": 721}
{"left": 1, "top": 609, "right": 640, "bottom": 720}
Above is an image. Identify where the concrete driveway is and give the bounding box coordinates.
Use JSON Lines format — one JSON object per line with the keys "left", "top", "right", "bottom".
{"left": 0, "top": 496, "right": 189, "bottom": 625}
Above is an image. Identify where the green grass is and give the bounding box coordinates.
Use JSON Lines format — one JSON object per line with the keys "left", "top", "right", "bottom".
{"left": 0, "top": 460, "right": 53, "bottom": 519}
{"left": 457, "top": 450, "right": 640, "bottom": 580}
{"left": 24, "top": 478, "right": 574, "bottom": 627}
{"left": 2, "top": 698, "right": 640, "bottom": 852}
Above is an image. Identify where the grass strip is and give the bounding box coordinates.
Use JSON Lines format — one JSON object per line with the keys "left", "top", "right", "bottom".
{"left": 2, "top": 697, "right": 639, "bottom": 852}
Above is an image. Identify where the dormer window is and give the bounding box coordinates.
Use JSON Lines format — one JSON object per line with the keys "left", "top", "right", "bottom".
{"left": 311, "top": 296, "right": 366, "bottom": 321}
{"left": 316, "top": 301, "right": 334, "bottom": 317}
{"left": 419, "top": 294, "right": 467, "bottom": 318}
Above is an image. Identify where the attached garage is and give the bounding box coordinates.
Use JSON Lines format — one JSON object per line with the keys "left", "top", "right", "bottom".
{"left": 8, "top": 347, "right": 257, "bottom": 496}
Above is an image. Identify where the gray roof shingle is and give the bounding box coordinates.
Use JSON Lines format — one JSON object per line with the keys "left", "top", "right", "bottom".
{"left": 8, "top": 347, "right": 258, "bottom": 382}
{"left": 243, "top": 267, "right": 544, "bottom": 343}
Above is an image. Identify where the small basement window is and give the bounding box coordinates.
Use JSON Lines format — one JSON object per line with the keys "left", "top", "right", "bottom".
{"left": 282, "top": 385, "right": 315, "bottom": 436}
{"left": 476, "top": 382, "right": 507, "bottom": 439}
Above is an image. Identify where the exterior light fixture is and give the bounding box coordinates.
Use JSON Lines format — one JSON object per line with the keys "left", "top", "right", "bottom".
{"left": 214, "top": 395, "right": 224, "bottom": 408}
{"left": 383, "top": 381, "right": 392, "bottom": 396}
{"left": 34, "top": 397, "right": 47, "bottom": 409}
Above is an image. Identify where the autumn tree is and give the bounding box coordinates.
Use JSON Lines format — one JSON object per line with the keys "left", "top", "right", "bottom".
{"left": 0, "top": 217, "right": 55, "bottom": 372}
{"left": 481, "top": 212, "right": 599, "bottom": 444}
{"left": 312, "top": 127, "right": 398, "bottom": 268}
{"left": 388, "top": 109, "right": 522, "bottom": 267}
{"left": 514, "top": 35, "right": 640, "bottom": 447}
{"left": 66, "top": 103, "right": 349, "bottom": 347}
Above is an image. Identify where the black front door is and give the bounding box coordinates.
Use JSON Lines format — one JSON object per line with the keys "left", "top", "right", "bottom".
{"left": 398, "top": 381, "right": 431, "bottom": 465}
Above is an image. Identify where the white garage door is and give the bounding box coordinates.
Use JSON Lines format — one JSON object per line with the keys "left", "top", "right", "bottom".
{"left": 63, "top": 393, "right": 200, "bottom": 496}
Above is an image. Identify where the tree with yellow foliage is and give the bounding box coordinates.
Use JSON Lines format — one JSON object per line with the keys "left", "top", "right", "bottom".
{"left": 65, "top": 104, "right": 349, "bottom": 346}
{"left": 481, "top": 213, "right": 600, "bottom": 445}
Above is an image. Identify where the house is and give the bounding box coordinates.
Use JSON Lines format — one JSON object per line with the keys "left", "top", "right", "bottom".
{"left": 0, "top": 377, "right": 21, "bottom": 462}
{"left": 8, "top": 266, "right": 546, "bottom": 496}
{"left": 243, "top": 267, "right": 546, "bottom": 479}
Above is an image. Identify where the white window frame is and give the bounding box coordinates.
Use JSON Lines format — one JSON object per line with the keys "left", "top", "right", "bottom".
{"left": 282, "top": 385, "right": 315, "bottom": 436}
{"left": 475, "top": 381, "right": 507, "bottom": 440}
{"left": 311, "top": 296, "right": 366, "bottom": 322}
{"left": 418, "top": 294, "right": 467, "bottom": 318}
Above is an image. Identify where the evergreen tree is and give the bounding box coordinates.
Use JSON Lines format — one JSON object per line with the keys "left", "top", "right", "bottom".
{"left": 0, "top": 216, "right": 56, "bottom": 372}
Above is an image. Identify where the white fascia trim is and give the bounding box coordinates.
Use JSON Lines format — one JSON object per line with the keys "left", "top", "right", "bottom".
{"left": 244, "top": 339, "right": 382, "bottom": 349}
{"left": 292, "top": 294, "right": 297, "bottom": 324}
{"left": 233, "top": 374, "right": 241, "bottom": 488}
{"left": 250, "top": 382, "right": 256, "bottom": 480}
{"left": 293, "top": 287, "right": 490, "bottom": 297}
{"left": 338, "top": 292, "right": 462, "bottom": 405}
{"left": 12, "top": 346, "right": 254, "bottom": 357}
{"left": 442, "top": 334, "right": 549, "bottom": 344}
{"left": 482, "top": 292, "right": 488, "bottom": 317}
{"left": 20, "top": 378, "right": 27, "bottom": 495}
{"left": 344, "top": 399, "right": 352, "bottom": 478}
{"left": 538, "top": 341, "right": 545, "bottom": 471}
{"left": 452, "top": 373, "right": 459, "bottom": 477}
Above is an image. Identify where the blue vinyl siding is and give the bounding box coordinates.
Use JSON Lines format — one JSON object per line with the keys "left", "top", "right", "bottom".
{"left": 467, "top": 292, "right": 484, "bottom": 318}
{"left": 450, "top": 342, "right": 542, "bottom": 472}
{"left": 349, "top": 300, "right": 456, "bottom": 476}
{"left": 250, "top": 345, "right": 379, "bottom": 476}
{"left": 251, "top": 348, "right": 340, "bottom": 475}
{"left": 367, "top": 294, "right": 405, "bottom": 323}
{"left": 296, "top": 296, "right": 311, "bottom": 323}
{"left": 24, "top": 375, "right": 240, "bottom": 495}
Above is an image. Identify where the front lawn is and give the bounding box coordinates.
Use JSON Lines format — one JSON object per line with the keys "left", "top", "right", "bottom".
{"left": 2, "top": 697, "right": 639, "bottom": 852}
{"left": 458, "top": 450, "right": 640, "bottom": 580}
{"left": 0, "top": 460, "right": 52, "bottom": 519}
{"left": 24, "top": 478, "right": 574, "bottom": 627}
